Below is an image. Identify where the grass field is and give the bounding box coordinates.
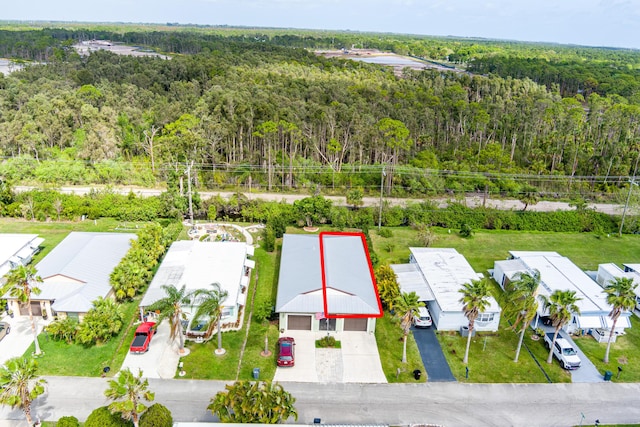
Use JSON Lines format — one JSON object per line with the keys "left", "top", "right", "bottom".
{"left": 375, "top": 312, "right": 426, "bottom": 382}
{"left": 371, "top": 226, "right": 640, "bottom": 272}
{"left": 574, "top": 315, "right": 640, "bottom": 382}
{"left": 25, "top": 298, "right": 140, "bottom": 377}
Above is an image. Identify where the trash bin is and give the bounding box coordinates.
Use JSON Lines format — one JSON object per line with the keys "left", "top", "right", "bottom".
{"left": 252, "top": 367, "right": 260, "bottom": 380}
{"left": 460, "top": 326, "right": 475, "bottom": 337}
{"left": 413, "top": 369, "right": 422, "bottom": 380}
{"left": 604, "top": 370, "right": 613, "bottom": 381}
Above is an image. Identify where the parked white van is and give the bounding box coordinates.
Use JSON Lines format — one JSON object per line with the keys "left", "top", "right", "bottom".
{"left": 414, "top": 306, "right": 432, "bottom": 328}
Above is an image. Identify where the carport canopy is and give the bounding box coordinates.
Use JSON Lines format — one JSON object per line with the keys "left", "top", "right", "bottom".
{"left": 391, "top": 263, "right": 435, "bottom": 301}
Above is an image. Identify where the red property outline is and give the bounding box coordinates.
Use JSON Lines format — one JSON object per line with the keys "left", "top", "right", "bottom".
{"left": 318, "top": 231, "right": 383, "bottom": 319}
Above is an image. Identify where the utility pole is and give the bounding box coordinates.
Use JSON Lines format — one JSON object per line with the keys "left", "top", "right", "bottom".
{"left": 378, "top": 165, "right": 386, "bottom": 230}
{"left": 186, "top": 161, "right": 194, "bottom": 226}
{"left": 619, "top": 152, "right": 640, "bottom": 237}
{"left": 619, "top": 177, "right": 637, "bottom": 236}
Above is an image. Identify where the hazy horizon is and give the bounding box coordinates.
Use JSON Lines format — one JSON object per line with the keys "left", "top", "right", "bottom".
{"left": 3, "top": 0, "right": 639, "bottom": 50}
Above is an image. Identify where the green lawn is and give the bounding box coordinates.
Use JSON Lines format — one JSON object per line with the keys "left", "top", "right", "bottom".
{"left": 375, "top": 312, "right": 426, "bottom": 383}
{"left": 0, "top": 217, "right": 150, "bottom": 265}
{"left": 573, "top": 315, "right": 640, "bottom": 382}
{"left": 372, "top": 227, "right": 640, "bottom": 272}
{"left": 25, "top": 298, "right": 141, "bottom": 376}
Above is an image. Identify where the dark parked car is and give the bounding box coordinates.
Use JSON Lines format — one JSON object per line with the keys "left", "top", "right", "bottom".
{"left": 277, "top": 337, "right": 295, "bottom": 367}
{"left": 0, "top": 322, "right": 10, "bottom": 342}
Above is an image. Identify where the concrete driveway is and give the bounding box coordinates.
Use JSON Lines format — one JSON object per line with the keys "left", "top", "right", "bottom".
{"left": 0, "top": 315, "right": 49, "bottom": 366}
{"left": 120, "top": 321, "right": 180, "bottom": 379}
{"left": 273, "top": 331, "right": 386, "bottom": 383}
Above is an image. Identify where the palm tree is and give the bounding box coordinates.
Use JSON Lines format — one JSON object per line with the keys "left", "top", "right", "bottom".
{"left": 459, "top": 278, "right": 492, "bottom": 365}
{"left": 192, "top": 282, "right": 229, "bottom": 354}
{"left": 603, "top": 277, "right": 637, "bottom": 363}
{"left": 5, "top": 265, "right": 43, "bottom": 355}
{"left": 148, "top": 284, "right": 192, "bottom": 354}
{"left": 105, "top": 368, "right": 155, "bottom": 427}
{"left": 542, "top": 289, "right": 581, "bottom": 364}
{"left": 504, "top": 271, "right": 540, "bottom": 362}
{"left": 0, "top": 357, "right": 47, "bottom": 426}
{"left": 393, "top": 291, "right": 424, "bottom": 363}
{"left": 208, "top": 380, "right": 297, "bottom": 423}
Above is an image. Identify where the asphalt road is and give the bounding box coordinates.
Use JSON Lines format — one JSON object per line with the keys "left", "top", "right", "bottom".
{"left": 2, "top": 377, "right": 640, "bottom": 426}
{"left": 14, "top": 185, "right": 625, "bottom": 214}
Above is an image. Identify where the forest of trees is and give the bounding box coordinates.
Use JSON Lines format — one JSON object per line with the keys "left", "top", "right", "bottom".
{"left": 0, "top": 25, "right": 639, "bottom": 202}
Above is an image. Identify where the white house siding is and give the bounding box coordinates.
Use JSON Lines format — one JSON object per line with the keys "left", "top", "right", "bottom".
{"left": 279, "top": 312, "right": 375, "bottom": 333}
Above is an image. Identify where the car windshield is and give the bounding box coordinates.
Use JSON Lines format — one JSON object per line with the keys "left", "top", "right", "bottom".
{"left": 280, "top": 355, "right": 293, "bottom": 361}
{"left": 563, "top": 348, "right": 577, "bottom": 356}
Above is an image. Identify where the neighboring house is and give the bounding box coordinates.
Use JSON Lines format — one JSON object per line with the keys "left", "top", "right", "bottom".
{"left": 392, "top": 248, "right": 501, "bottom": 332}
{"left": 4, "top": 232, "right": 135, "bottom": 320}
{"left": 275, "top": 233, "right": 382, "bottom": 333}
{"left": 493, "top": 251, "right": 630, "bottom": 340}
{"left": 139, "top": 240, "right": 254, "bottom": 337}
{"left": 0, "top": 234, "right": 44, "bottom": 280}
{"left": 596, "top": 263, "right": 640, "bottom": 309}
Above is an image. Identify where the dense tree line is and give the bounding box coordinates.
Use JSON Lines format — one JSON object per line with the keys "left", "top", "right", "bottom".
{"left": 0, "top": 27, "right": 639, "bottom": 201}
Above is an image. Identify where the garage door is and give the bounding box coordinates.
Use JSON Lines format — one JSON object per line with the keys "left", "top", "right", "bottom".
{"left": 344, "top": 318, "right": 368, "bottom": 331}
{"left": 288, "top": 315, "right": 312, "bottom": 330}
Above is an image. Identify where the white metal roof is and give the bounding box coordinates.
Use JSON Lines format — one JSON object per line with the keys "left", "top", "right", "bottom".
{"left": 409, "top": 248, "right": 500, "bottom": 313}
{"left": 509, "top": 251, "right": 610, "bottom": 315}
{"left": 391, "top": 263, "right": 435, "bottom": 301}
{"left": 0, "top": 234, "right": 40, "bottom": 264}
{"left": 140, "top": 240, "right": 249, "bottom": 308}
{"left": 27, "top": 232, "right": 134, "bottom": 313}
{"left": 275, "top": 234, "right": 380, "bottom": 315}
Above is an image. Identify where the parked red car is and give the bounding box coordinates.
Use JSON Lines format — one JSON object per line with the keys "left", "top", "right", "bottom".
{"left": 129, "top": 322, "right": 156, "bottom": 353}
{"left": 277, "top": 337, "right": 295, "bottom": 367}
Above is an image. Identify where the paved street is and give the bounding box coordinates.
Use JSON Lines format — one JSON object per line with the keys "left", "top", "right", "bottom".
{"left": 2, "top": 377, "right": 640, "bottom": 426}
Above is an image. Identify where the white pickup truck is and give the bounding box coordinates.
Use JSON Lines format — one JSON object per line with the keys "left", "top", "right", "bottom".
{"left": 545, "top": 332, "right": 581, "bottom": 370}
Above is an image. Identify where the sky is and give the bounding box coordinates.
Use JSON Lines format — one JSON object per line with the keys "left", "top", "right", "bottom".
{"left": 4, "top": 0, "right": 640, "bottom": 49}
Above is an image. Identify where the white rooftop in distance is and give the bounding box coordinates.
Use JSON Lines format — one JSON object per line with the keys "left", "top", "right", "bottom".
{"left": 409, "top": 247, "right": 500, "bottom": 313}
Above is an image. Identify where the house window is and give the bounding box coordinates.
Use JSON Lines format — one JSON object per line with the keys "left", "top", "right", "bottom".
{"left": 477, "top": 313, "right": 494, "bottom": 322}
{"left": 319, "top": 318, "right": 337, "bottom": 331}
{"left": 67, "top": 312, "right": 79, "bottom": 321}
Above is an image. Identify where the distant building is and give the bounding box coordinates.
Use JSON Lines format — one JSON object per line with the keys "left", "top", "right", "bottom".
{"left": 494, "top": 251, "right": 631, "bottom": 339}
{"left": 596, "top": 263, "right": 640, "bottom": 310}
{"left": 0, "top": 234, "right": 43, "bottom": 279}
{"left": 393, "top": 248, "right": 501, "bottom": 332}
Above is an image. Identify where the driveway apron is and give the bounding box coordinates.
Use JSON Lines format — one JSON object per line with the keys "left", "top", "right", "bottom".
{"left": 412, "top": 327, "right": 456, "bottom": 382}
{"left": 558, "top": 330, "right": 605, "bottom": 383}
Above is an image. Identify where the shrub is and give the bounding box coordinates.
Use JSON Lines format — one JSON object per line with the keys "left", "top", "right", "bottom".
{"left": 85, "top": 406, "right": 133, "bottom": 427}
{"left": 262, "top": 225, "right": 276, "bottom": 252}
{"left": 56, "top": 416, "right": 80, "bottom": 427}
{"left": 459, "top": 223, "right": 474, "bottom": 238}
{"left": 45, "top": 317, "right": 79, "bottom": 343}
{"left": 139, "top": 403, "right": 173, "bottom": 427}
{"left": 377, "top": 228, "right": 393, "bottom": 238}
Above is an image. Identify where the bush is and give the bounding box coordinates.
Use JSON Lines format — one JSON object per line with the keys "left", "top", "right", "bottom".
{"left": 45, "top": 317, "right": 79, "bottom": 343}
{"left": 140, "top": 403, "right": 173, "bottom": 427}
{"left": 377, "top": 228, "right": 393, "bottom": 238}
{"left": 85, "top": 406, "right": 133, "bottom": 427}
{"left": 56, "top": 416, "right": 80, "bottom": 427}
{"left": 262, "top": 225, "right": 276, "bottom": 252}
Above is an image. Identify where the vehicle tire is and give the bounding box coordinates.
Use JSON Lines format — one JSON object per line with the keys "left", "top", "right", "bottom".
{"left": 6, "top": 327, "right": 9, "bottom": 334}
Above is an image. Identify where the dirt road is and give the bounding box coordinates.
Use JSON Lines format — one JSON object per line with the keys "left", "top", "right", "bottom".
{"left": 14, "top": 185, "right": 624, "bottom": 215}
